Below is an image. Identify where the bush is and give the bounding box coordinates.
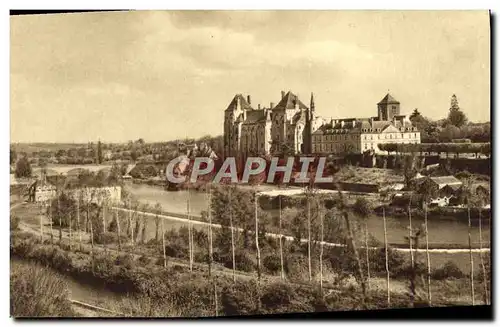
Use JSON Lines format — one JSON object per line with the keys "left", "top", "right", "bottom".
{"left": 234, "top": 251, "right": 254, "bottom": 273}
{"left": 10, "top": 215, "right": 20, "bottom": 231}
{"left": 115, "top": 254, "right": 134, "bottom": 269}
{"left": 431, "top": 261, "right": 465, "bottom": 280}
{"left": 263, "top": 254, "right": 281, "bottom": 274}
{"left": 10, "top": 261, "right": 74, "bottom": 317}
{"left": 164, "top": 242, "right": 188, "bottom": 259}
{"left": 137, "top": 255, "right": 153, "bottom": 266}
{"left": 221, "top": 280, "right": 260, "bottom": 316}
{"left": 94, "top": 231, "right": 119, "bottom": 245}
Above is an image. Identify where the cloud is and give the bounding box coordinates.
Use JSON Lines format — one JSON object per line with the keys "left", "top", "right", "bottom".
{"left": 10, "top": 11, "right": 490, "bottom": 143}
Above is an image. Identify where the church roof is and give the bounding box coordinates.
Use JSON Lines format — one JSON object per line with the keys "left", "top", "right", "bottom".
{"left": 273, "top": 91, "right": 308, "bottom": 111}
{"left": 377, "top": 93, "right": 400, "bottom": 105}
{"left": 242, "top": 110, "right": 266, "bottom": 124}
{"left": 292, "top": 111, "right": 307, "bottom": 125}
{"left": 225, "top": 94, "right": 253, "bottom": 111}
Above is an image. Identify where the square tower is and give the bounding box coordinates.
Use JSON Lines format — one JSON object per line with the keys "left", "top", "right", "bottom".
{"left": 377, "top": 93, "right": 400, "bottom": 121}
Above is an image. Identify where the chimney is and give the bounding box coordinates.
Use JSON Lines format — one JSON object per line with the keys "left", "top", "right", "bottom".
{"left": 281, "top": 91, "right": 285, "bottom": 99}
{"left": 270, "top": 102, "right": 275, "bottom": 108}
{"left": 247, "top": 95, "right": 251, "bottom": 105}
{"left": 294, "top": 97, "right": 299, "bottom": 110}
{"left": 369, "top": 117, "right": 374, "bottom": 126}
{"left": 258, "top": 104, "right": 261, "bottom": 110}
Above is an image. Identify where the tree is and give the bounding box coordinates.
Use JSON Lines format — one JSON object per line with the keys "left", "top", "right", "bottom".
{"left": 409, "top": 108, "right": 421, "bottom": 120}
{"left": 154, "top": 203, "right": 162, "bottom": 243}
{"left": 96, "top": 140, "right": 103, "bottom": 164}
{"left": 336, "top": 189, "right": 367, "bottom": 308}
{"left": 447, "top": 94, "right": 468, "bottom": 128}
{"left": 352, "top": 198, "right": 373, "bottom": 291}
{"left": 10, "top": 148, "right": 17, "bottom": 166}
{"left": 15, "top": 156, "right": 32, "bottom": 178}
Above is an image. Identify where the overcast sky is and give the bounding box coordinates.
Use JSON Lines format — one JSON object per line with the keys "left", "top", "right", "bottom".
{"left": 11, "top": 10, "right": 490, "bottom": 143}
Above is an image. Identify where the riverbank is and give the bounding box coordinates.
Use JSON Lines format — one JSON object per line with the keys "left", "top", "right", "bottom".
{"left": 10, "top": 230, "right": 490, "bottom": 317}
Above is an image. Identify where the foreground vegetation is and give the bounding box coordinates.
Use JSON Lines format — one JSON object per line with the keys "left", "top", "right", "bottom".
{"left": 10, "top": 260, "right": 75, "bottom": 317}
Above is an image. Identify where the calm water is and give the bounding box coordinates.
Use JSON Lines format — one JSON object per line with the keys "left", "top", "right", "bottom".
{"left": 125, "top": 183, "right": 491, "bottom": 247}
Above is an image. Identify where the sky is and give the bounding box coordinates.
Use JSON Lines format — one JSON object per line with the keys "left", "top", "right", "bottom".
{"left": 10, "top": 10, "right": 490, "bottom": 143}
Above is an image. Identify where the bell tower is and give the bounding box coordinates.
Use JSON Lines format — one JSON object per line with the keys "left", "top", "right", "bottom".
{"left": 377, "top": 93, "right": 400, "bottom": 121}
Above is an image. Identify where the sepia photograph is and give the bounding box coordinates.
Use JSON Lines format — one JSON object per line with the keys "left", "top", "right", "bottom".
{"left": 9, "top": 9, "right": 492, "bottom": 318}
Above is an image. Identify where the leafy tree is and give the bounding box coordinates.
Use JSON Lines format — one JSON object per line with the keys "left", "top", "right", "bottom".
{"left": 131, "top": 150, "right": 139, "bottom": 162}
{"left": 15, "top": 156, "right": 32, "bottom": 178}
{"left": 447, "top": 94, "right": 468, "bottom": 128}
{"left": 10, "top": 148, "right": 16, "bottom": 166}
{"left": 409, "top": 108, "right": 421, "bottom": 120}
{"left": 97, "top": 140, "right": 103, "bottom": 164}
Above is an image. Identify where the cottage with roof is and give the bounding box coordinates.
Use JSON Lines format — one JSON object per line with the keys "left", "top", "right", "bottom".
{"left": 311, "top": 93, "right": 421, "bottom": 154}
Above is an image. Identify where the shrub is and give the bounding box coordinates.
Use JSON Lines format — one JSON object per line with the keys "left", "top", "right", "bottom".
{"left": 10, "top": 261, "right": 74, "bottom": 317}
{"left": 263, "top": 254, "right": 281, "bottom": 274}
{"left": 10, "top": 215, "right": 20, "bottom": 231}
{"left": 234, "top": 251, "right": 254, "bottom": 273}
{"left": 221, "top": 280, "right": 260, "bottom": 316}
{"left": 115, "top": 254, "right": 134, "bottom": 270}
{"left": 137, "top": 255, "right": 153, "bottom": 266}
{"left": 164, "top": 242, "right": 188, "bottom": 259}
{"left": 94, "top": 231, "right": 118, "bottom": 245}
{"left": 431, "top": 261, "right": 465, "bottom": 280}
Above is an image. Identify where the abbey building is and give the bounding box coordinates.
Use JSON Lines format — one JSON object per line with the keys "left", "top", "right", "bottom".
{"left": 223, "top": 91, "right": 420, "bottom": 158}
{"left": 223, "top": 91, "right": 324, "bottom": 158}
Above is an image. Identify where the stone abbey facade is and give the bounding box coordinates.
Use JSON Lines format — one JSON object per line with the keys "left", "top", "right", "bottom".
{"left": 223, "top": 91, "right": 324, "bottom": 158}
{"left": 223, "top": 91, "right": 421, "bottom": 157}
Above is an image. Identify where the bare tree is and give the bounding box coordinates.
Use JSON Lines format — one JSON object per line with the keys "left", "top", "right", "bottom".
{"left": 161, "top": 218, "right": 167, "bottom": 268}
{"left": 188, "top": 185, "right": 194, "bottom": 273}
{"left": 255, "top": 191, "right": 261, "bottom": 281}
{"left": 229, "top": 187, "right": 236, "bottom": 282}
{"left": 154, "top": 203, "right": 162, "bottom": 243}
{"left": 307, "top": 193, "right": 312, "bottom": 282}
{"left": 352, "top": 197, "right": 372, "bottom": 291}
{"left": 207, "top": 185, "right": 213, "bottom": 276}
{"left": 319, "top": 199, "right": 324, "bottom": 295}
{"left": 337, "top": 189, "right": 366, "bottom": 308}
{"left": 115, "top": 210, "right": 122, "bottom": 251}
{"left": 380, "top": 191, "right": 391, "bottom": 307}
{"left": 278, "top": 195, "right": 285, "bottom": 280}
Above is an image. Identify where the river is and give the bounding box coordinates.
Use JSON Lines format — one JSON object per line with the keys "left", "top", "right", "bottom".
{"left": 125, "top": 183, "right": 491, "bottom": 247}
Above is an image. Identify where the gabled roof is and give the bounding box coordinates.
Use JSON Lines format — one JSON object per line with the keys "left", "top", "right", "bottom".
{"left": 225, "top": 94, "right": 253, "bottom": 111}
{"left": 273, "top": 91, "right": 308, "bottom": 111}
{"left": 292, "top": 111, "right": 307, "bottom": 125}
{"left": 430, "top": 176, "right": 462, "bottom": 188}
{"left": 242, "top": 110, "right": 266, "bottom": 124}
{"left": 378, "top": 93, "right": 400, "bottom": 105}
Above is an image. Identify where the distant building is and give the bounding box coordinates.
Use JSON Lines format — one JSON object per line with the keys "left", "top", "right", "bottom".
{"left": 428, "top": 176, "right": 463, "bottom": 190}
{"left": 312, "top": 94, "right": 421, "bottom": 154}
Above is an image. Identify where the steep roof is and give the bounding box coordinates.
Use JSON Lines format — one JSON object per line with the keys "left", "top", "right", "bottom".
{"left": 273, "top": 91, "right": 308, "bottom": 111}
{"left": 242, "top": 110, "right": 266, "bottom": 124}
{"left": 225, "top": 94, "right": 253, "bottom": 111}
{"left": 292, "top": 111, "right": 307, "bottom": 125}
{"left": 378, "top": 93, "right": 400, "bottom": 105}
{"left": 430, "top": 176, "right": 462, "bottom": 188}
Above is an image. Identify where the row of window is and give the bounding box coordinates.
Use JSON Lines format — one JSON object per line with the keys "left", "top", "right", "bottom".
{"left": 363, "top": 133, "right": 418, "bottom": 140}
{"left": 312, "top": 143, "right": 354, "bottom": 153}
